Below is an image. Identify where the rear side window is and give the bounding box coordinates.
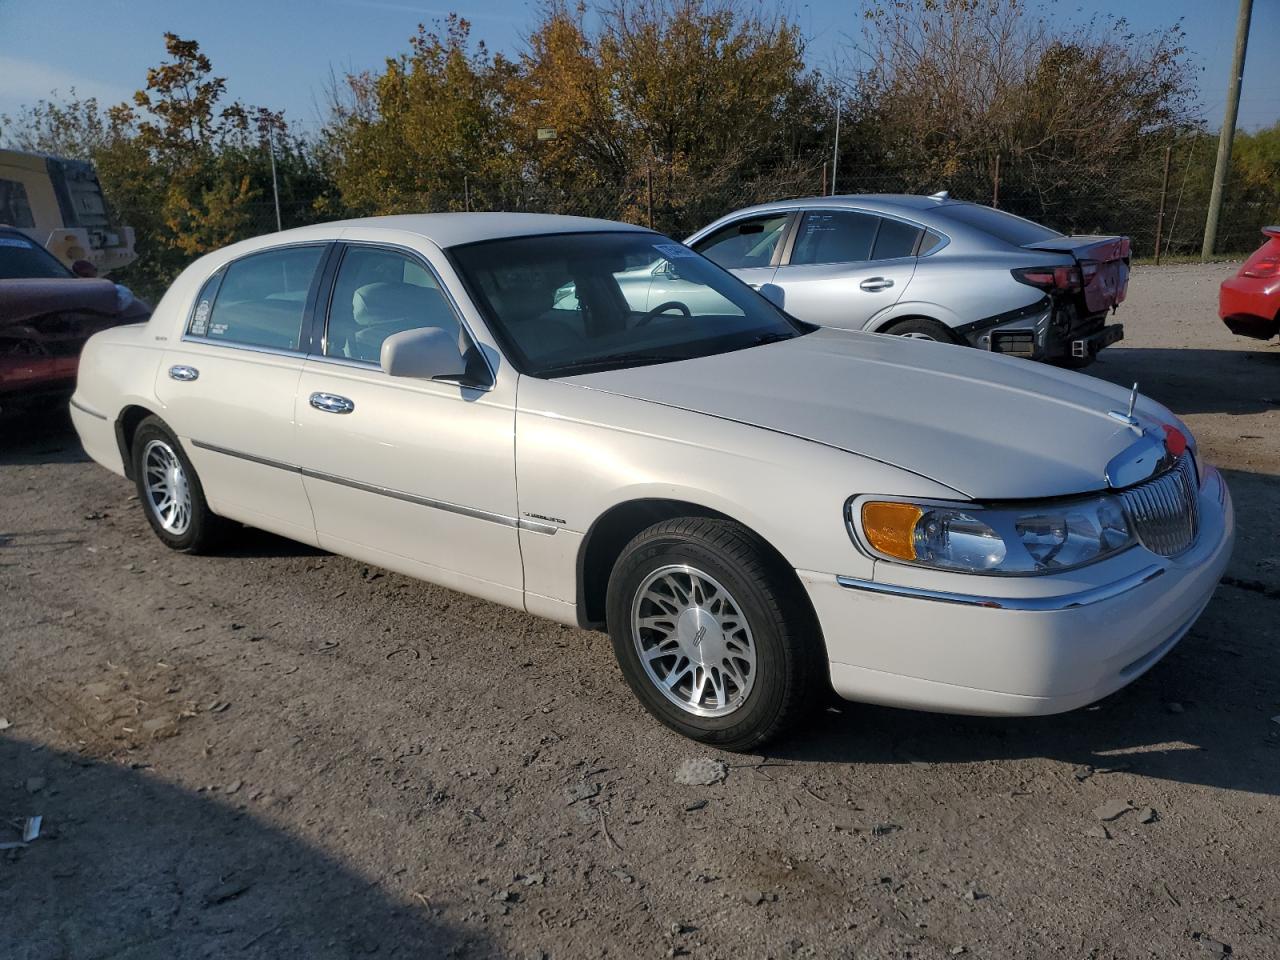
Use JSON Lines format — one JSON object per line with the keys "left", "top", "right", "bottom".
{"left": 919, "top": 230, "right": 946, "bottom": 255}
{"left": 871, "top": 218, "right": 924, "bottom": 260}
{"left": 936, "top": 203, "right": 1061, "bottom": 246}
{"left": 692, "top": 214, "right": 790, "bottom": 269}
{"left": 0, "top": 231, "right": 71, "bottom": 279}
{"left": 0, "top": 179, "right": 36, "bottom": 229}
{"left": 197, "top": 246, "right": 324, "bottom": 350}
{"left": 790, "top": 211, "right": 879, "bottom": 265}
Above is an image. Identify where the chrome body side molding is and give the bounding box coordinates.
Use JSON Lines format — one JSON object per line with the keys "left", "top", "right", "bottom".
{"left": 189, "top": 439, "right": 556, "bottom": 535}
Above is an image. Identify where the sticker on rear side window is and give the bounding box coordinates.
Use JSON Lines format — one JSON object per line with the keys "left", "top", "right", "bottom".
{"left": 189, "top": 300, "right": 211, "bottom": 336}
{"left": 652, "top": 243, "right": 696, "bottom": 259}
{"left": 0, "top": 236, "right": 33, "bottom": 248}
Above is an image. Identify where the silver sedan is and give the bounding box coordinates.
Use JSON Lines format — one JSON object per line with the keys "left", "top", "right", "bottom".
{"left": 682, "top": 194, "right": 1130, "bottom": 365}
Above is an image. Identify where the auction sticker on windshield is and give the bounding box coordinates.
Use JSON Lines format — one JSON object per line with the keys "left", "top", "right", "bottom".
{"left": 653, "top": 243, "right": 696, "bottom": 259}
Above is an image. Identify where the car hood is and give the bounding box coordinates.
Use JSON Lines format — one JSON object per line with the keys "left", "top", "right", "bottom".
{"left": 564, "top": 328, "right": 1170, "bottom": 499}
{"left": 0, "top": 278, "right": 141, "bottom": 327}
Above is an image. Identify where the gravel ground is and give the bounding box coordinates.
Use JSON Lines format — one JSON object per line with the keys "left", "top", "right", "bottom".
{"left": 2, "top": 263, "right": 1278, "bottom": 960}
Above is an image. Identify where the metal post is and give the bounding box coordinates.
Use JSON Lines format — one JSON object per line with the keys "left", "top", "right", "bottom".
{"left": 646, "top": 160, "right": 654, "bottom": 229}
{"left": 1203, "top": 0, "right": 1253, "bottom": 259}
{"left": 1154, "top": 144, "right": 1172, "bottom": 265}
{"left": 830, "top": 102, "right": 841, "bottom": 195}
{"left": 267, "top": 127, "right": 282, "bottom": 232}
{"left": 992, "top": 153, "right": 1000, "bottom": 208}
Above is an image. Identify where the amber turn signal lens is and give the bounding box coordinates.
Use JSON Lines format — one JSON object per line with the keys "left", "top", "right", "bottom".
{"left": 861, "top": 501, "right": 924, "bottom": 561}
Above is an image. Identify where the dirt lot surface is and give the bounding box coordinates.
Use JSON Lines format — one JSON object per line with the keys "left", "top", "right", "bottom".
{"left": 2, "top": 263, "right": 1278, "bottom": 960}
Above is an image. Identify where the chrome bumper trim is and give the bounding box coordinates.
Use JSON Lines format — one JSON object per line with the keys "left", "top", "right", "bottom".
{"left": 835, "top": 565, "right": 1165, "bottom": 611}
{"left": 69, "top": 397, "right": 108, "bottom": 421}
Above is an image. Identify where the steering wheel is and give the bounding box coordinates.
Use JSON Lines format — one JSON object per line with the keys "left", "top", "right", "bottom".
{"left": 636, "top": 300, "right": 692, "bottom": 326}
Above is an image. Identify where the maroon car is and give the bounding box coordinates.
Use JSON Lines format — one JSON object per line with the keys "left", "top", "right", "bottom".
{"left": 0, "top": 227, "right": 150, "bottom": 417}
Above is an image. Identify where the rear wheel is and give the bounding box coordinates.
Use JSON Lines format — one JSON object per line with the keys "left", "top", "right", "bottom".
{"left": 888, "top": 317, "right": 960, "bottom": 343}
{"left": 131, "top": 416, "right": 229, "bottom": 553}
{"left": 605, "top": 518, "right": 822, "bottom": 751}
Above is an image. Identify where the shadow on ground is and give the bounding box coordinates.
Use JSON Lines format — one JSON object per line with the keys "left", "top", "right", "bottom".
{"left": 1089, "top": 346, "right": 1280, "bottom": 416}
{"left": 0, "top": 737, "right": 487, "bottom": 960}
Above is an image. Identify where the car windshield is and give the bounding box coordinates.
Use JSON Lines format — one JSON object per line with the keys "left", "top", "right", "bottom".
{"left": 0, "top": 232, "right": 73, "bottom": 279}
{"left": 936, "top": 203, "right": 1062, "bottom": 247}
{"left": 449, "top": 230, "right": 808, "bottom": 377}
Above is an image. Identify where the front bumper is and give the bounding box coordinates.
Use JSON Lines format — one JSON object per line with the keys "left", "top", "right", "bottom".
{"left": 802, "top": 467, "right": 1234, "bottom": 716}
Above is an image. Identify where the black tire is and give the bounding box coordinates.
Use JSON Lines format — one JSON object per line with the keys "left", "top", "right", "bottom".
{"left": 605, "top": 518, "right": 823, "bottom": 751}
{"left": 131, "top": 415, "right": 229, "bottom": 553}
{"left": 887, "top": 317, "right": 961, "bottom": 344}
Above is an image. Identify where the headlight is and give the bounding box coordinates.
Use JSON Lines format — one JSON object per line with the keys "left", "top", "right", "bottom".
{"left": 854, "top": 495, "right": 1135, "bottom": 575}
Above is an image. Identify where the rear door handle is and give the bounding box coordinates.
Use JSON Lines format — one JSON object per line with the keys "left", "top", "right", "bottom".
{"left": 859, "top": 277, "right": 894, "bottom": 292}
{"left": 309, "top": 392, "right": 355, "bottom": 415}
{"left": 168, "top": 365, "right": 199, "bottom": 382}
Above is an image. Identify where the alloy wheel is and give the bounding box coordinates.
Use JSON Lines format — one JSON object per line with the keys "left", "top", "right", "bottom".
{"left": 630, "top": 564, "right": 757, "bottom": 717}
{"left": 142, "top": 439, "right": 192, "bottom": 536}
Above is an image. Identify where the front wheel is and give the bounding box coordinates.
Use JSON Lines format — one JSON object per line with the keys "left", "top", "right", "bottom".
{"left": 605, "top": 518, "right": 823, "bottom": 751}
{"left": 131, "top": 416, "right": 229, "bottom": 553}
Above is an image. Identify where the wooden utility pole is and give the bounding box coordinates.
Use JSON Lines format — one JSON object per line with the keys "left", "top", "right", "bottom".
{"left": 821, "top": 162, "right": 828, "bottom": 197}
{"left": 830, "top": 102, "right": 841, "bottom": 195}
{"left": 1154, "top": 144, "right": 1172, "bottom": 265}
{"left": 992, "top": 153, "right": 1001, "bottom": 209}
{"left": 1202, "top": 0, "right": 1253, "bottom": 259}
{"left": 646, "top": 160, "right": 654, "bottom": 229}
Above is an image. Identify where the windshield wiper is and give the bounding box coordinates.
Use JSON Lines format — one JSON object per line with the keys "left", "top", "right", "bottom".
{"left": 542, "top": 352, "right": 685, "bottom": 377}
{"left": 748, "top": 331, "right": 795, "bottom": 346}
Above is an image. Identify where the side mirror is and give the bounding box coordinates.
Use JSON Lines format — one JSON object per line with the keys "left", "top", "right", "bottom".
{"left": 71, "top": 259, "right": 98, "bottom": 278}
{"left": 758, "top": 283, "right": 785, "bottom": 310}
{"left": 380, "top": 327, "right": 467, "bottom": 380}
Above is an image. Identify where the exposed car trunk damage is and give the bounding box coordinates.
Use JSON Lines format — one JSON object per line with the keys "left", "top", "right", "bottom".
{"left": 0, "top": 278, "right": 149, "bottom": 415}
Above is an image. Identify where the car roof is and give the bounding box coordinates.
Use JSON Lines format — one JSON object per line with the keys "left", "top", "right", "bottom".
{"left": 267, "top": 212, "right": 654, "bottom": 250}
{"left": 718, "top": 194, "right": 964, "bottom": 217}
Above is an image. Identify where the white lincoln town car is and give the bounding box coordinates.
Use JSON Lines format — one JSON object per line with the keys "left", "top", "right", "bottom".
{"left": 69, "top": 214, "right": 1233, "bottom": 750}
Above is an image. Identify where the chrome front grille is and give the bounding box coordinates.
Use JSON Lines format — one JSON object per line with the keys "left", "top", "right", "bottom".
{"left": 1119, "top": 453, "right": 1199, "bottom": 557}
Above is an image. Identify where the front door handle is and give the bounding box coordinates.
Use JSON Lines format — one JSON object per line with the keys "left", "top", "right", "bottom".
{"left": 309, "top": 392, "right": 355, "bottom": 415}
{"left": 859, "top": 277, "right": 894, "bottom": 292}
{"left": 168, "top": 365, "right": 199, "bottom": 382}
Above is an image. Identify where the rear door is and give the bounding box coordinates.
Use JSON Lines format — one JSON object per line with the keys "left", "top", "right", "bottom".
{"left": 770, "top": 210, "right": 919, "bottom": 328}
{"left": 155, "top": 243, "right": 330, "bottom": 544}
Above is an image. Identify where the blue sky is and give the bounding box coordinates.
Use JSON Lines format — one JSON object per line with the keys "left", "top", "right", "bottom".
{"left": 0, "top": 0, "right": 1276, "bottom": 134}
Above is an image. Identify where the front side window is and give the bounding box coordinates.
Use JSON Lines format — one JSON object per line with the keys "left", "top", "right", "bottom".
{"left": 692, "top": 214, "right": 790, "bottom": 270}
{"left": 324, "top": 246, "right": 461, "bottom": 363}
{"left": 450, "top": 231, "right": 808, "bottom": 378}
{"left": 790, "top": 210, "right": 880, "bottom": 265}
{"left": 198, "top": 245, "right": 324, "bottom": 350}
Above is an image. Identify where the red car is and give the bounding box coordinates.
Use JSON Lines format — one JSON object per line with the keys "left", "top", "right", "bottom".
{"left": 1220, "top": 226, "right": 1280, "bottom": 341}
{"left": 0, "top": 226, "right": 150, "bottom": 417}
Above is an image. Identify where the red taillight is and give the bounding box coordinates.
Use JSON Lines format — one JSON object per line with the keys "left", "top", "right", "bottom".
{"left": 1242, "top": 257, "right": 1279, "bottom": 279}
{"left": 1012, "top": 265, "right": 1082, "bottom": 291}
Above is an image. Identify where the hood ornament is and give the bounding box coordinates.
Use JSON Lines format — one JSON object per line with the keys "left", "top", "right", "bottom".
{"left": 1108, "top": 382, "right": 1142, "bottom": 433}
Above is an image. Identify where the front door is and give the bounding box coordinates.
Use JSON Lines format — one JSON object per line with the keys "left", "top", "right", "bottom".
{"left": 771, "top": 210, "right": 918, "bottom": 329}
{"left": 686, "top": 212, "right": 793, "bottom": 294}
{"left": 292, "top": 240, "right": 523, "bottom": 608}
{"left": 155, "top": 243, "right": 329, "bottom": 544}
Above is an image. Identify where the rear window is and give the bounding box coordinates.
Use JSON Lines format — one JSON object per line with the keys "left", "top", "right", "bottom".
{"left": 0, "top": 231, "right": 72, "bottom": 279}
{"left": 936, "top": 203, "right": 1061, "bottom": 246}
